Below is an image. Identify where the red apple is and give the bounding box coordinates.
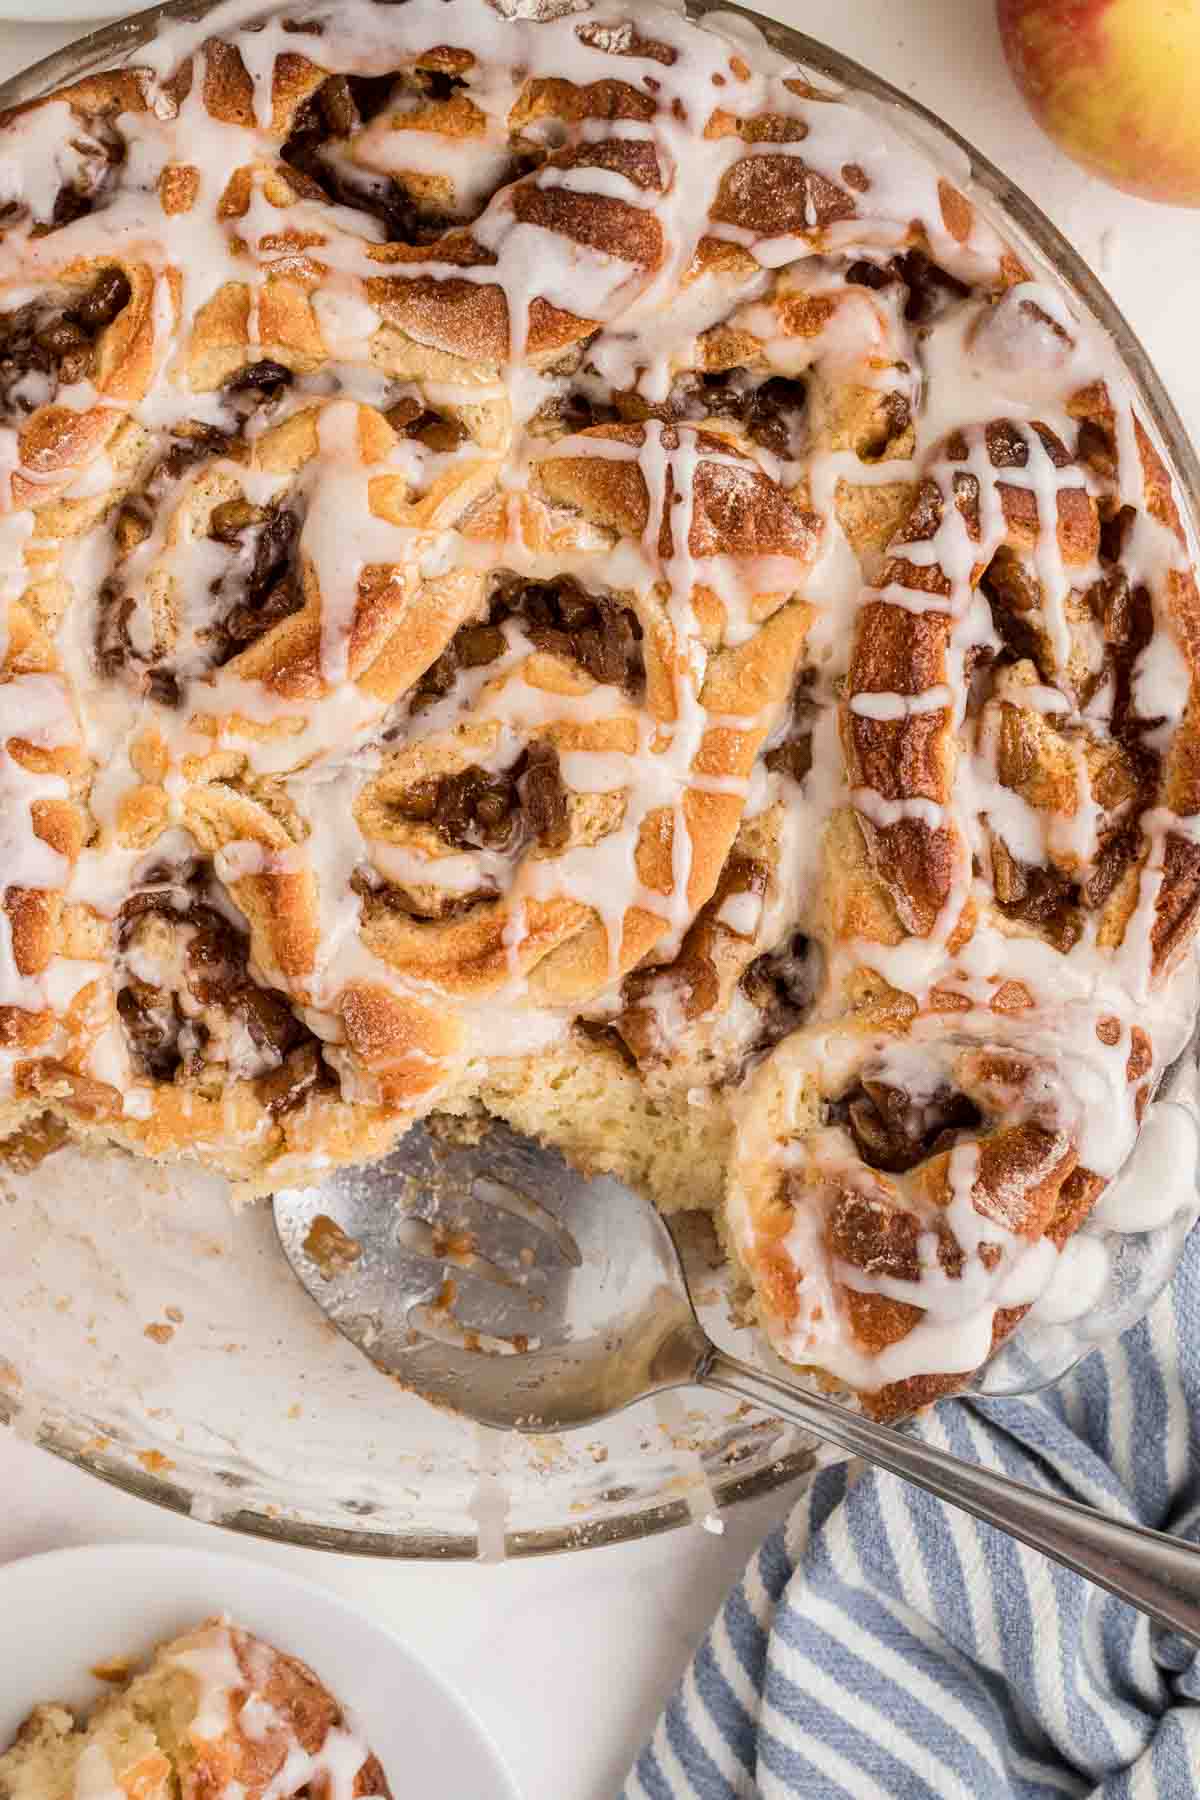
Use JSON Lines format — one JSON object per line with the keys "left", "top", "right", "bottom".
{"left": 997, "top": 0, "right": 1200, "bottom": 206}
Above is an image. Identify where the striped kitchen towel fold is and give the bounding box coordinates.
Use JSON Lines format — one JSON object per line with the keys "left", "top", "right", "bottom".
{"left": 624, "top": 1225, "right": 1200, "bottom": 1799}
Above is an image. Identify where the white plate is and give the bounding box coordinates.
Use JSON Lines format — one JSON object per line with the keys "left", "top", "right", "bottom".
{"left": 0, "top": 1543, "right": 521, "bottom": 1800}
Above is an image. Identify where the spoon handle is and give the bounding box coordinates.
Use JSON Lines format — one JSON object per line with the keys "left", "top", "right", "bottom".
{"left": 700, "top": 1347, "right": 1200, "bottom": 1644}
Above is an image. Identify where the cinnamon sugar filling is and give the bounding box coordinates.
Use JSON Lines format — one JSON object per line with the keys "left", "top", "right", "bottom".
{"left": 115, "top": 865, "right": 323, "bottom": 1105}
{"left": 554, "top": 368, "right": 810, "bottom": 458}
{"left": 828, "top": 1078, "right": 983, "bottom": 1176}
{"left": 394, "top": 740, "right": 569, "bottom": 854}
{"left": 0, "top": 267, "right": 130, "bottom": 423}
{"left": 412, "top": 572, "right": 645, "bottom": 708}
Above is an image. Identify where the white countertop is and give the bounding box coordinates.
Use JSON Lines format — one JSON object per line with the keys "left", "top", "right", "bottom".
{"left": 0, "top": 4, "right": 1197, "bottom": 1797}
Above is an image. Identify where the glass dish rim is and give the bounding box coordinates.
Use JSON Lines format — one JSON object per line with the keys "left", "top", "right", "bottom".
{"left": 1, "top": 0, "right": 1197, "bottom": 1559}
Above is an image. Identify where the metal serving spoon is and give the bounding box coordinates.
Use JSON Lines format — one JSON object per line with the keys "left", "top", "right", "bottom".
{"left": 274, "top": 1081, "right": 1200, "bottom": 1640}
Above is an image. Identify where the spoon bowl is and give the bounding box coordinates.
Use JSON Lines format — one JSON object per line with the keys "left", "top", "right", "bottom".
{"left": 272, "top": 1121, "right": 707, "bottom": 1432}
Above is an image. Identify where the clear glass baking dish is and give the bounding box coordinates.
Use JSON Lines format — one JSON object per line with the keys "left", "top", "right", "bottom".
{"left": 0, "top": 0, "right": 1197, "bottom": 1559}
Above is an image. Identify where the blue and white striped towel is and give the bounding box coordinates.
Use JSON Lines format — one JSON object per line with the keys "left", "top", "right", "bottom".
{"left": 625, "top": 1224, "right": 1200, "bottom": 1798}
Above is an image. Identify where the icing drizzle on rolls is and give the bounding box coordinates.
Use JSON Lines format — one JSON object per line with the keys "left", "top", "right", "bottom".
{"left": 0, "top": 0, "right": 1196, "bottom": 1412}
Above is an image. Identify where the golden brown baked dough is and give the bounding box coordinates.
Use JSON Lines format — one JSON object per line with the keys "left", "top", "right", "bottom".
{"left": 0, "top": 0, "right": 1197, "bottom": 1413}
{"left": 0, "top": 1618, "right": 390, "bottom": 1800}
